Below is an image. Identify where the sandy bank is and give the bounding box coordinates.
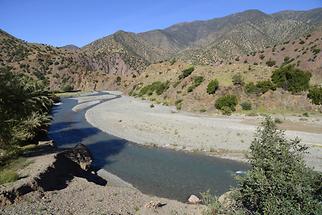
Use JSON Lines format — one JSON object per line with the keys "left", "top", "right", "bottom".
{"left": 83, "top": 91, "right": 322, "bottom": 171}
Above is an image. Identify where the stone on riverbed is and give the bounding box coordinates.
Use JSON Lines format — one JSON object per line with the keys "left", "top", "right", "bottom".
{"left": 188, "top": 195, "right": 201, "bottom": 204}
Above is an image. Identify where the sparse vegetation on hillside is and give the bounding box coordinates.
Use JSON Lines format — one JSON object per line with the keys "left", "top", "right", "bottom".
{"left": 187, "top": 76, "right": 204, "bottom": 92}
{"left": 139, "top": 81, "right": 170, "bottom": 96}
{"left": 245, "top": 80, "right": 275, "bottom": 95}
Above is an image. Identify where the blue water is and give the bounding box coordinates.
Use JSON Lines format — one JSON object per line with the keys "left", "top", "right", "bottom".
{"left": 48, "top": 92, "right": 248, "bottom": 201}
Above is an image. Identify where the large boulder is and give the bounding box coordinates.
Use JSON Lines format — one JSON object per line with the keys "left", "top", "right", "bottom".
{"left": 62, "top": 144, "right": 92, "bottom": 171}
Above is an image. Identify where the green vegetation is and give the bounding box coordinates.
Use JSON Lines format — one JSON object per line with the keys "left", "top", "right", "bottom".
{"left": 236, "top": 117, "right": 322, "bottom": 214}
{"left": 232, "top": 73, "right": 244, "bottom": 86}
{"left": 271, "top": 65, "right": 311, "bottom": 93}
{"left": 215, "top": 95, "right": 238, "bottom": 114}
{"left": 178, "top": 66, "right": 194, "bottom": 80}
{"left": 139, "top": 81, "right": 170, "bottom": 96}
{"left": 307, "top": 86, "right": 322, "bottom": 105}
{"left": 0, "top": 67, "right": 54, "bottom": 156}
{"left": 187, "top": 76, "right": 204, "bottom": 93}
{"left": 175, "top": 99, "right": 183, "bottom": 110}
{"left": 116, "top": 76, "right": 122, "bottom": 85}
{"left": 207, "top": 79, "right": 219, "bottom": 94}
{"left": 245, "top": 80, "right": 275, "bottom": 95}
{"left": 265, "top": 59, "right": 276, "bottom": 67}
{"left": 61, "top": 83, "right": 74, "bottom": 92}
{"left": 240, "top": 101, "right": 252, "bottom": 110}
{"left": 0, "top": 157, "right": 30, "bottom": 185}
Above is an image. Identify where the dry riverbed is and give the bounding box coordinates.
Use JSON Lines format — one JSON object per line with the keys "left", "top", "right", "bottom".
{"left": 83, "top": 91, "right": 322, "bottom": 171}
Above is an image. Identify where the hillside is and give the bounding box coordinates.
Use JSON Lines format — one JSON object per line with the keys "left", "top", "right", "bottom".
{"left": 84, "top": 8, "right": 322, "bottom": 67}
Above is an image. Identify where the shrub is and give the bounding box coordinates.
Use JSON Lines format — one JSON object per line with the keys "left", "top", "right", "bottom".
{"left": 232, "top": 73, "right": 244, "bottom": 86}
{"left": 307, "top": 86, "right": 322, "bottom": 105}
{"left": 266, "top": 59, "right": 276, "bottom": 67}
{"left": 259, "top": 54, "right": 265, "bottom": 60}
{"left": 207, "top": 79, "right": 219, "bottom": 94}
{"left": 236, "top": 117, "right": 322, "bottom": 214}
{"left": 187, "top": 76, "right": 204, "bottom": 93}
{"left": 178, "top": 66, "right": 194, "bottom": 79}
{"left": 175, "top": 99, "right": 183, "bottom": 110}
{"left": 312, "top": 48, "right": 320, "bottom": 55}
{"left": 271, "top": 65, "right": 311, "bottom": 93}
{"left": 61, "top": 84, "right": 73, "bottom": 92}
{"left": 245, "top": 80, "right": 275, "bottom": 95}
{"left": 116, "top": 76, "right": 121, "bottom": 85}
{"left": 240, "top": 101, "right": 252, "bottom": 110}
{"left": 139, "top": 81, "right": 170, "bottom": 96}
{"left": 215, "top": 95, "right": 238, "bottom": 113}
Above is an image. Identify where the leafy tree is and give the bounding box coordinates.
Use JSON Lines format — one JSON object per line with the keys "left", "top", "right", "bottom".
{"left": 307, "top": 86, "right": 322, "bottom": 105}
{"left": 271, "top": 65, "right": 311, "bottom": 93}
{"left": 215, "top": 95, "right": 238, "bottom": 113}
{"left": 0, "top": 67, "right": 53, "bottom": 151}
{"left": 236, "top": 117, "right": 322, "bottom": 214}
{"left": 207, "top": 79, "right": 219, "bottom": 94}
{"left": 178, "top": 66, "right": 194, "bottom": 79}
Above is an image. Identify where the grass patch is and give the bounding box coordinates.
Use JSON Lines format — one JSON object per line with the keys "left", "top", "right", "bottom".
{"left": 0, "top": 157, "right": 31, "bottom": 185}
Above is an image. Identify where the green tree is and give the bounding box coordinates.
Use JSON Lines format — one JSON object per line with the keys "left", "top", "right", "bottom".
{"left": 0, "top": 67, "right": 53, "bottom": 151}
{"left": 271, "top": 65, "right": 311, "bottom": 93}
{"left": 207, "top": 79, "right": 219, "bottom": 94}
{"left": 237, "top": 117, "right": 322, "bottom": 214}
{"left": 307, "top": 86, "right": 322, "bottom": 105}
{"left": 215, "top": 95, "right": 238, "bottom": 113}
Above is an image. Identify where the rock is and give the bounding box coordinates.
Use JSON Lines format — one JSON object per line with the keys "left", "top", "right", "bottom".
{"left": 145, "top": 201, "right": 166, "bottom": 209}
{"left": 62, "top": 144, "right": 92, "bottom": 171}
{"left": 188, "top": 195, "right": 201, "bottom": 204}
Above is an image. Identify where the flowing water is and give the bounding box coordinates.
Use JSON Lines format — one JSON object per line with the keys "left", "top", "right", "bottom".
{"left": 48, "top": 93, "right": 249, "bottom": 201}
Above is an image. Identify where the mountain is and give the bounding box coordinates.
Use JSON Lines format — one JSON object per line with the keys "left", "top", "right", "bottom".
{"left": 60, "top": 44, "right": 80, "bottom": 50}
{"left": 84, "top": 8, "right": 322, "bottom": 67}
{"left": 1, "top": 8, "right": 322, "bottom": 92}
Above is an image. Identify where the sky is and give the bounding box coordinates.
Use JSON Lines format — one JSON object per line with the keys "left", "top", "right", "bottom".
{"left": 1, "top": 0, "right": 321, "bottom": 47}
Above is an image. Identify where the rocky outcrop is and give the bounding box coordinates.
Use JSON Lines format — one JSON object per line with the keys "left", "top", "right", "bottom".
{"left": 0, "top": 144, "right": 104, "bottom": 206}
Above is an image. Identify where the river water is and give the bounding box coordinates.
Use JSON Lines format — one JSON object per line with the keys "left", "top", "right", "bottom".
{"left": 48, "top": 93, "right": 248, "bottom": 201}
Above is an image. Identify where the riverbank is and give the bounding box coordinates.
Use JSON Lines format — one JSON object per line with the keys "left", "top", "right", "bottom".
{"left": 0, "top": 144, "right": 204, "bottom": 215}
{"left": 84, "top": 91, "right": 322, "bottom": 171}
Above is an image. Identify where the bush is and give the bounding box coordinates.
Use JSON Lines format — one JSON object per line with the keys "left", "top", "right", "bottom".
{"left": 232, "top": 73, "right": 244, "bottom": 86}
{"left": 245, "top": 80, "right": 275, "bottom": 95}
{"left": 175, "top": 99, "right": 183, "bottom": 110}
{"left": 266, "top": 59, "right": 276, "bottom": 67}
{"left": 240, "top": 101, "right": 252, "bottom": 110}
{"left": 187, "top": 76, "right": 204, "bottom": 93}
{"left": 178, "top": 66, "right": 194, "bottom": 79}
{"left": 236, "top": 117, "right": 322, "bottom": 214}
{"left": 61, "top": 84, "right": 73, "bottom": 92}
{"left": 207, "top": 79, "right": 219, "bottom": 94}
{"left": 271, "top": 65, "right": 311, "bottom": 93}
{"left": 215, "top": 95, "right": 238, "bottom": 113}
{"left": 307, "top": 86, "right": 322, "bottom": 105}
{"left": 139, "top": 81, "right": 170, "bottom": 96}
{"left": 116, "top": 76, "right": 121, "bottom": 85}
